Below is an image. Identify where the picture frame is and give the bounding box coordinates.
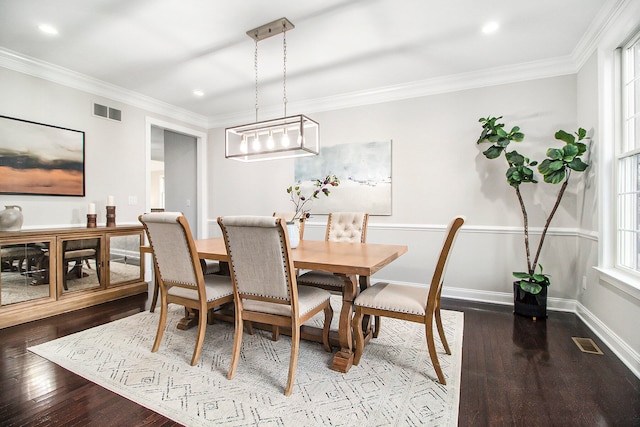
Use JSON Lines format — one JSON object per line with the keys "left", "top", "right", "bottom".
{"left": 0, "top": 115, "right": 85, "bottom": 196}
{"left": 294, "top": 140, "right": 392, "bottom": 215}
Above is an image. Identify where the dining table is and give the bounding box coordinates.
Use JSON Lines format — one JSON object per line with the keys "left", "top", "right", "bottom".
{"left": 144, "top": 237, "right": 408, "bottom": 373}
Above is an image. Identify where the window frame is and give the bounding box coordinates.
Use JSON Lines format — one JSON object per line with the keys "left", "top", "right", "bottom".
{"left": 596, "top": 27, "right": 640, "bottom": 301}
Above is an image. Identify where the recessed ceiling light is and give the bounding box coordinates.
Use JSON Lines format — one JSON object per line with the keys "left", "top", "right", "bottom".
{"left": 193, "top": 90, "right": 204, "bottom": 97}
{"left": 482, "top": 21, "right": 499, "bottom": 34}
{"left": 38, "top": 24, "right": 59, "bottom": 35}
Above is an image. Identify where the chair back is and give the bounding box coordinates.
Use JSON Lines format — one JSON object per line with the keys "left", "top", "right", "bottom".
{"left": 326, "top": 212, "right": 369, "bottom": 243}
{"left": 218, "top": 216, "right": 297, "bottom": 305}
{"left": 427, "top": 216, "right": 465, "bottom": 304}
{"left": 138, "top": 212, "right": 204, "bottom": 291}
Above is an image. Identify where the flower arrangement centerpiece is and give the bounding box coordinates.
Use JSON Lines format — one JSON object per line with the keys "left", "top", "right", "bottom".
{"left": 286, "top": 174, "right": 340, "bottom": 222}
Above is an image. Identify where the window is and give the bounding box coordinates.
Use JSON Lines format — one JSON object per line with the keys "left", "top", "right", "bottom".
{"left": 617, "top": 32, "right": 640, "bottom": 273}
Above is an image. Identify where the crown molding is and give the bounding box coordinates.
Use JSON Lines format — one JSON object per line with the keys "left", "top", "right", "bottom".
{"left": 571, "top": 0, "right": 628, "bottom": 69}
{"left": 0, "top": 47, "right": 209, "bottom": 128}
{"left": 207, "top": 55, "right": 578, "bottom": 128}
{"left": 0, "top": 46, "right": 581, "bottom": 131}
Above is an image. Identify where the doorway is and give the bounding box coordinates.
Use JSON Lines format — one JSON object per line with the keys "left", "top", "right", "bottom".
{"left": 145, "top": 117, "right": 207, "bottom": 238}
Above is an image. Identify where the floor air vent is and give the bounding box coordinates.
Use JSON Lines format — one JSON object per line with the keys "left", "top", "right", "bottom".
{"left": 572, "top": 337, "right": 604, "bottom": 355}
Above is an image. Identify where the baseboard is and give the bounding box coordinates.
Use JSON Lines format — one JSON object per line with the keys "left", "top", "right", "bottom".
{"left": 372, "top": 279, "right": 639, "bottom": 379}
{"left": 575, "top": 302, "right": 640, "bottom": 379}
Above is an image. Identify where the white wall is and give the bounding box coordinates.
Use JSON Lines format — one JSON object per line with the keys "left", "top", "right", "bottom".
{"left": 573, "top": 0, "right": 640, "bottom": 377}
{"left": 208, "top": 75, "right": 582, "bottom": 302}
{"left": 0, "top": 67, "right": 205, "bottom": 227}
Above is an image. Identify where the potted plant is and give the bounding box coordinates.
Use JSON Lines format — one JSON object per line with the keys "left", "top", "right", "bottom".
{"left": 475, "top": 116, "right": 590, "bottom": 318}
{"left": 287, "top": 174, "right": 340, "bottom": 221}
{"left": 284, "top": 174, "right": 340, "bottom": 247}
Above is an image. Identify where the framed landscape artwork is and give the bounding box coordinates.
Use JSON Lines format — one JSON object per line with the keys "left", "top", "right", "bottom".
{"left": 0, "top": 115, "right": 85, "bottom": 196}
{"left": 294, "top": 140, "right": 391, "bottom": 215}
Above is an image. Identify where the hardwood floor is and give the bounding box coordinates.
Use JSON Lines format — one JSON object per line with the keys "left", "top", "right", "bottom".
{"left": 1, "top": 294, "right": 638, "bottom": 426}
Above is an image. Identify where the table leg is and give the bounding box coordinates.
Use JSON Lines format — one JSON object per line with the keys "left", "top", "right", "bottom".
{"left": 330, "top": 274, "right": 357, "bottom": 373}
{"left": 358, "top": 275, "right": 375, "bottom": 337}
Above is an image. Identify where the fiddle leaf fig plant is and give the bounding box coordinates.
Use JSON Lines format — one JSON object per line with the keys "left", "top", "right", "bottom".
{"left": 476, "top": 116, "right": 590, "bottom": 294}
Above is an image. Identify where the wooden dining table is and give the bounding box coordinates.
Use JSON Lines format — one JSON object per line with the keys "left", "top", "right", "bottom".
{"left": 144, "top": 238, "right": 408, "bottom": 373}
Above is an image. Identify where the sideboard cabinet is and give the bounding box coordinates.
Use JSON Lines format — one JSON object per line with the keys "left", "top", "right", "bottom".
{"left": 0, "top": 225, "right": 147, "bottom": 328}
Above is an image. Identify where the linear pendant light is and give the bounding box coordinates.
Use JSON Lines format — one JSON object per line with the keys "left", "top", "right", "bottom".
{"left": 225, "top": 18, "right": 319, "bottom": 162}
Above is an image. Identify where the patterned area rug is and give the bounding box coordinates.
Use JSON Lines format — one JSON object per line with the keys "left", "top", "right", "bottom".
{"left": 29, "top": 297, "right": 463, "bottom": 426}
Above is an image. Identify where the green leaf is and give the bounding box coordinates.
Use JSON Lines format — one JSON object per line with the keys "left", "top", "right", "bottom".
{"left": 506, "top": 167, "right": 520, "bottom": 183}
{"left": 497, "top": 128, "right": 507, "bottom": 137}
{"left": 562, "top": 144, "right": 579, "bottom": 161}
{"left": 513, "top": 272, "right": 531, "bottom": 279}
{"left": 476, "top": 128, "right": 489, "bottom": 144}
{"left": 546, "top": 148, "right": 563, "bottom": 160}
{"left": 520, "top": 281, "right": 543, "bottom": 294}
{"left": 506, "top": 151, "right": 525, "bottom": 166}
{"left": 555, "top": 129, "right": 575, "bottom": 144}
{"left": 512, "top": 132, "right": 525, "bottom": 141}
{"left": 577, "top": 128, "right": 587, "bottom": 139}
{"left": 539, "top": 158, "right": 564, "bottom": 174}
{"left": 543, "top": 168, "right": 566, "bottom": 184}
{"left": 568, "top": 157, "right": 589, "bottom": 172}
{"left": 483, "top": 146, "right": 503, "bottom": 159}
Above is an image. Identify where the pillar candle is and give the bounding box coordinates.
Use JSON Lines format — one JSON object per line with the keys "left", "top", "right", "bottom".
{"left": 88, "top": 203, "right": 96, "bottom": 214}
{"left": 107, "top": 195, "right": 115, "bottom": 206}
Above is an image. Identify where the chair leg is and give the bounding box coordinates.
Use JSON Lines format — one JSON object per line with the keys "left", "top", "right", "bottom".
{"left": 425, "top": 317, "right": 446, "bottom": 385}
{"left": 285, "top": 324, "right": 301, "bottom": 396}
{"left": 190, "top": 306, "right": 208, "bottom": 366}
{"left": 228, "top": 312, "right": 244, "bottom": 380}
{"left": 352, "top": 307, "right": 365, "bottom": 365}
{"left": 435, "top": 305, "right": 451, "bottom": 355}
{"left": 244, "top": 320, "right": 254, "bottom": 335}
{"left": 322, "top": 303, "right": 333, "bottom": 352}
{"left": 152, "top": 293, "right": 168, "bottom": 353}
{"left": 373, "top": 315, "right": 381, "bottom": 338}
{"left": 149, "top": 276, "right": 159, "bottom": 313}
{"left": 272, "top": 325, "right": 280, "bottom": 341}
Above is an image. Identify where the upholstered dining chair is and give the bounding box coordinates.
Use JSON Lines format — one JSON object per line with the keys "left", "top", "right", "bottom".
{"left": 139, "top": 212, "right": 234, "bottom": 366}
{"left": 351, "top": 215, "right": 465, "bottom": 385}
{"left": 218, "top": 215, "right": 333, "bottom": 396}
{"left": 295, "top": 212, "right": 371, "bottom": 334}
{"left": 296, "top": 212, "right": 368, "bottom": 291}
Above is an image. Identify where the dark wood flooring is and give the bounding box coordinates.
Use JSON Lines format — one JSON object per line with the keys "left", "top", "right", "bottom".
{"left": 1, "top": 294, "right": 638, "bottom": 426}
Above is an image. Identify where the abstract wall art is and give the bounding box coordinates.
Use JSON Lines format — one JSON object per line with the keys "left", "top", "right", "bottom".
{"left": 294, "top": 140, "right": 391, "bottom": 215}
{"left": 0, "top": 115, "right": 85, "bottom": 196}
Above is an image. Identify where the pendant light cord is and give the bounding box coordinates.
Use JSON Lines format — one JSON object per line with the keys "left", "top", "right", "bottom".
{"left": 254, "top": 37, "right": 259, "bottom": 123}
{"left": 283, "top": 22, "right": 288, "bottom": 118}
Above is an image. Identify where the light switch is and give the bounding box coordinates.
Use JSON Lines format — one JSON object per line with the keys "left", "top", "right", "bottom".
{"left": 128, "top": 196, "right": 138, "bottom": 205}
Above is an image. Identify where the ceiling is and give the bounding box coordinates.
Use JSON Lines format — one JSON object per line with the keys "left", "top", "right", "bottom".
{"left": 0, "top": 0, "right": 616, "bottom": 125}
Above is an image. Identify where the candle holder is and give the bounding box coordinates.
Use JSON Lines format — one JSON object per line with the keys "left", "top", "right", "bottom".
{"left": 86, "top": 213, "right": 97, "bottom": 228}
{"left": 106, "top": 206, "right": 116, "bottom": 227}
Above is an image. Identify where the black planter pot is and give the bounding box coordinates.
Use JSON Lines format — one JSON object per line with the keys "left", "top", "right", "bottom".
{"left": 513, "top": 281, "right": 548, "bottom": 319}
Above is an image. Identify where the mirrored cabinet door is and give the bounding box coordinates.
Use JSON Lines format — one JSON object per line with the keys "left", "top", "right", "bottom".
{"left": 59, "top": 237, "right": 103, "bottom": 294}
{"left": 108, "top": 232, "right": 143, "bottom": 286}
{"left": 1, "top": 240, "right": 53, "bottom": 305}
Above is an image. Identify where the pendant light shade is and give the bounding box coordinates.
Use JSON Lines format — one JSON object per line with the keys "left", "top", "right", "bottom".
{"left": 226, "top": 114, "right": 318, "bottom": 162}
{"left": 225, "top": 18, "right": 320, "bottom": 162}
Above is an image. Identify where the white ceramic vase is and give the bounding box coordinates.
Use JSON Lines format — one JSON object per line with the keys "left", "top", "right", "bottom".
{"left": 0, "top": 205, "right": 24, "bottom": 231}
{"left": 286, "top": 221, "right": 300, "bottom": 249}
